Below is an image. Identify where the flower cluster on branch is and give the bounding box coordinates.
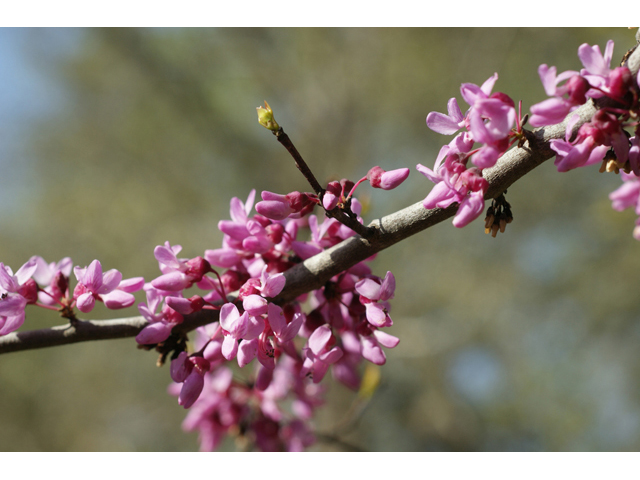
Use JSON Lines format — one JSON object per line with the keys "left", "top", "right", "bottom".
{"left": 1, "top": 34, "right": 639, "bottom": 452}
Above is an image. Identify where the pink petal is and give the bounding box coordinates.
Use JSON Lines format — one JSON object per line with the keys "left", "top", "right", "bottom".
{"left": 102, "top": 290, "right": 135, "bottom": 309}
{"left": 83, "top": 260, "right": 103, "bottom": 290}
{"left": 278, "top": 312, "right": 303, "bottom": 343}
{"left": 0, "top": 312, "right": 25, "bottom": 335}
{"left": 426, "top": 110, "right": 462, "bottom": 135}
{"left": 262, "top": 273, "right": 286, "bottom": 298}
{"left": 243, "top": 294, "right": 268, "bottom": 316}
{"left": 219, "top": 302, "right": 239, "bottom": 332}
{"left": 379, "top": 271, "right": 395, "bottom": 301}
{"left": 204, "top": 248, "right": 240, "bottom": 269}
{"left": 118, "top": 277, "right": 145, "bottom": 293}
{"left": 318, "top": 346, "right": 343, "bottom": 365}
{"left": 361, "top": 336, "right": 386, "bottom": 365}
{"left": 178, "top": 371, "right": 204, "bottom": 409}
{"left": 154, "top": 245, "right": 181, "bottom": 269}
{"left": 151, "top": 271, "right": 190, "bottom": 291}
{"left": 308, "top": 325, "right": 331, "bottom": 355}
{"left": 222, "top": 335, "right": 239, "bottom": 360}
{"left": 76, "top": 292, "right": 96, "bottom": 313}
{"left": 365, "top": 303, "right": 388, "bottom": 327}
{"left": 135, "top": 321, "right": 172, "bottom": 344}
{"left": 238, "top": 338, "right": 258, "bottom": 367}
{"left": 355, "top": 278, "right": 381, "bottom": 300}
{"left": 373, "top": 330, "right": 400, "bottom": 348}
{"left": 267, "top": 302, "right": 286, "bottom": 334}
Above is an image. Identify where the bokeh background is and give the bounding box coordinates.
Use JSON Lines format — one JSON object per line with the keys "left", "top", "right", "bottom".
{"left": 1, "top": 27, "right": 639, "bottom": 451}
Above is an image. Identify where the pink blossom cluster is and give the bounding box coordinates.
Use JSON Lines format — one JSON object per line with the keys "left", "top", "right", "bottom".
{"left": 0, "top": 256, "right": 143, "bottom": 336}
{"left": 255, "top": 165, "right": 409, "bottom": 219}
{"left": 527, "top": 40, "right": 640, "bottom": 238}
{"left": 133, "top": 190, "right": 400, "bottom": 451}
{"left": 530, "top": 41, "right": 640, "bottom": 175}
{"left": 419, "top": 73, "right": 521, "bottom": 227}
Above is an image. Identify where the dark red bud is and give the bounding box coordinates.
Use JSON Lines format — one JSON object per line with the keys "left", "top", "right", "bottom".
{"left": 220, "top": 270, "right": 248, "bottom": 293}
{"left": 266, "top": 223, "right": 284, "bottom": 245}
{"left": 18, "top": 278, "right": 39, "bottom": 304}
{"left": 592, "top": 110, "right": 621, "bottom": 136}
{"left": 190, "top": 356, "right": 211, "bottom": 374}
{"left": 186, "top": 257, "right": 210, "bottom": 282}
{"left": 609, "top": 67, "right": 633, "bottom": 100}
{"left": 366, "top": 166, "right": 385, "bottom": 188}
{"left": 53, "top": 271, "right": 69, "bottom": 298}
{"left": 566, "top": 75, "right": 589, "bottom": 105}
{"left": 188, "top": 295, "right": 205, "bottom": 312}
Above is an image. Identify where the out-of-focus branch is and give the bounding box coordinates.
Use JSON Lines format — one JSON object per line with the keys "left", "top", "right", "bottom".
{"left": 2, "top": 42, "right": 639, "bottom": 356}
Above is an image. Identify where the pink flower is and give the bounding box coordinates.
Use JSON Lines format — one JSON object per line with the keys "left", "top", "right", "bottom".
{"left": 73, "top": 260, "right": 143, "bottom": 313}
{"left": 426, "top": 97, "right": 465, "bottom": 135}
{"left": 550, "top": 115, "right": 608, "bottom": 172}
{"left": 528, "top": 65, "right": 587, "bottom": 127}
{"left": 170, "top": 352, "right": 211, "bottom": 409}
{"left": 355, "top": 271, "right": 395, "bottom": 328}
{"left": 219, "top": 302, "right": 263, "bottom": 363}
{"left": 151, "top": 242, "right": 210, "bottom": 291}
{"left": 0, "top": 259, "right": 38, "bottom": 335}
{"left": 32, "top": 256, "right": 72, "bottom": 306}
{"left": 255, "top": 191, "right": 315, "bottom": 220}
{"left": 301, "top": 325, "right": 343, "bottom": 383}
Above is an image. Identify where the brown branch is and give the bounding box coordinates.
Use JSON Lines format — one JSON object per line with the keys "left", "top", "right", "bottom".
{"left": 0, "top": 100, "right": 591, "bottom": 354}
{"left": 3, "top": 42, "right": 639, "bottom": 356}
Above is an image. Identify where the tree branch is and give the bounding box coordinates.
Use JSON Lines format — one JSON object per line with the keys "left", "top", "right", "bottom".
{"left": 0, "top": 99, "right": 594, "bottom": 355}
{"left": 3, "top": 41, "right": 638, "bottom": 355}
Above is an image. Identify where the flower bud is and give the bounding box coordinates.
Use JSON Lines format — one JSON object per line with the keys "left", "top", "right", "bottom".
{"left": 323, "top": 181, "right": 341, "bottom": 210}
{"left": 566, "top": 75, "right": 589, "bottom": 105}
{"left": 256, "top": 101, "right": 280, "bottom": 132}
{"left": 367, "top": 166, "right": 410, "bottom": 190}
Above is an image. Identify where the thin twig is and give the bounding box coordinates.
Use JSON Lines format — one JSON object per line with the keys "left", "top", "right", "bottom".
{"left": 274, "top": 128, "right": 325, "bottom": 196}
{"left": 274, "top": 128, "right": 374, "bottom": 237}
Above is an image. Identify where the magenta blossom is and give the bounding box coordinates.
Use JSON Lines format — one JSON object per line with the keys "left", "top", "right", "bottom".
{"left": 73, "top": 260, "right": 143, "bottom": 313}
{"left": 31, "top": 256, "right": 73, "bottom": 306}
{"left": 151, "top": 242, "right": 210, "bottom": 291}
{"left": 0, "top": 259, "right": 38, "bottom": 335}
{"left": 355, "top": 271, "right": 395, "bottom": 328}
{"left": 301, "top": 325, "right": 343, "bottom": 383}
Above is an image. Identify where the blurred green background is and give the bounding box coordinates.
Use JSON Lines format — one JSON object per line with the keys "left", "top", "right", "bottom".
{"left": 1, "top": 27, "right": 639, "bottom": 451}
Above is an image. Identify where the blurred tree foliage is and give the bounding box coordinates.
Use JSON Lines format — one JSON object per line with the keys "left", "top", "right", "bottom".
{"left": 1, "top": 28, "right": 640, "bottom": 451}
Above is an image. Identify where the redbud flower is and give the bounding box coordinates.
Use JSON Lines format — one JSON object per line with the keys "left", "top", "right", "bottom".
{"left": 0, "top": 259, "right": 38, "bottom": 335}
{"left": 73, "top": 260, "right": 142, "bottom": 313}
{"left": 171, "top": 354, "right": 211, "bottom": 409}
{"left": 219, "top": 302, "right": 263, "bottom": 363}
{"left": 355, "top": 271, "right": 395, "bottom": 328}
{"left": 301, "top": 325, "right": 343, "bottom": 383}
{"left": 366, "top": 166, "right": 410, "bottom": 190}
{"left": 151, "top": 242, "right": 210, "bottom": 291}
{"left": 32, "top": 256, "right": 72, "bottom": 306}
